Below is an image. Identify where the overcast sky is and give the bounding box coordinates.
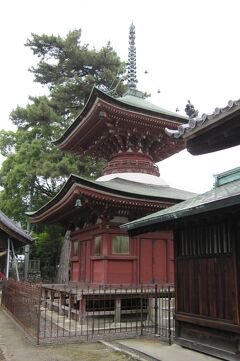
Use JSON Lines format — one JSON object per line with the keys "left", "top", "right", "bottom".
{"left": 1, "top": 0, "right": 240, "bottom": 193}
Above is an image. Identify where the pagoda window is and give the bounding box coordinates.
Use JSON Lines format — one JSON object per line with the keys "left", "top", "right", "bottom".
{"left": 94, "top": 235, "right": 102, "bottom": 255}
{"left": 112, "top": 235, "right": 129, "bottom": 254}
{"left": 73, "top": 240, "right": 78, "bottom": 256}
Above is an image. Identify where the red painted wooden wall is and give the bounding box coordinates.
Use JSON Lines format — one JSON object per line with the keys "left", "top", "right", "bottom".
{"left": 70, "top": 227, "right": 174, "bottom": 286}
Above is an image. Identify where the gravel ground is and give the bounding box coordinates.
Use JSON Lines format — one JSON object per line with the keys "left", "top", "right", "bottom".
{"left": 0, "top": 349, "right": 6, "bottom": 361}
{"left": 0, "top": 308, "right": 133, "bottom": 361}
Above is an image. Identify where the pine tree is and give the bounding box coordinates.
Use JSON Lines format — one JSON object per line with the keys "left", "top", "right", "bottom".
{"left": 0, "top": 29, "right": 126, "bottom": 280}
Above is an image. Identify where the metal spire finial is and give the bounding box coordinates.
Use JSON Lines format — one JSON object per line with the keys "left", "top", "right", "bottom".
{"left": 127, "top": 23, "right": 137, "bottom": 89}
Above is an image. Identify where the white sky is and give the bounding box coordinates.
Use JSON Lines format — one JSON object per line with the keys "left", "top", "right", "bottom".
{"left": 1, "top": 0, "right": 240, "bottom": 193}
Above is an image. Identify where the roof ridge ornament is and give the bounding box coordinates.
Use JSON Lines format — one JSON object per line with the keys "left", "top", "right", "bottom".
{"left": 185, "top": 100, "right": 199, "bottom": 119}
{"left": 165, "top": 97, "right": 240, "bottom": 140}
{"left": 127, "top": 23, "right": 138, "bottom": 89}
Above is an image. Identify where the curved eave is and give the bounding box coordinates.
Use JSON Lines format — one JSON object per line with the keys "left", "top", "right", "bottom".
{"left": 27, "top": 185, "right": 164, "bottom": 225}
{"left": 54, "top": 87, "right": 187, "bottom": 148}
{"left": 0, "top": 211, "right": 32, "bottom": 246}
{"left": 27, "top": 174, "right": 194, "bottom": 224}
{"left": 0, "top": 226, "right": 32, "bottom": 247}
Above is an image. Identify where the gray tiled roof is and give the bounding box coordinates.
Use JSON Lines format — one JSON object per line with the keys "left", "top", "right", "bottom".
{"left": 165, "top": 99, "right": 240, "bottom": 139}
{"left": 122, "top": 177, "right": 240, "bottom": 231}
{"left": 0, "top": 210, "right": 32, "bottom": 245}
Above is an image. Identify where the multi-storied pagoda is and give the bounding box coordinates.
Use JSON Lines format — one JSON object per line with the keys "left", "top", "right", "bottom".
{"left": 28, "top": 24, "right": 195, "bottom": 286}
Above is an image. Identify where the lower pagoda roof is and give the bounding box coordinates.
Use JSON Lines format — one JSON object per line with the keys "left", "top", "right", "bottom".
{"left": 0, "top": 210, "right": 33, "bottom": 248}
{"left": 27, "top": 174, "right": 195, "bottom": 226}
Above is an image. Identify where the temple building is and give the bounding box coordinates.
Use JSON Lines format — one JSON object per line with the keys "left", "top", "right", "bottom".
{"left": 0, "top": 210, "right": 32, "bottom": 280}
{"left": 124, "top": 99, "right": 240, "bottom": 360}
{"left": 165, "top": 97, "right": 240, "bottom": 155}
{"left": 28, "top": 24, "right": 195, "bottom": 286}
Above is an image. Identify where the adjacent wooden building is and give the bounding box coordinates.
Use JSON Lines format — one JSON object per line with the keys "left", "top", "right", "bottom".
{"left": 165, "top": 97, "right": 240, "bottom": 155}
{"left": 0, "top": 209, "right": 32, "bottom": 279}
{"left": 125, "top": 100, "right": 240, "bottom": 360}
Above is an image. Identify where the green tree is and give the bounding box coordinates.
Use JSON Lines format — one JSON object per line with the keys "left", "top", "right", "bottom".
{"left": 0, "top": 29, "right": 126, "bottom": 279}
{"left": 0, "top": 96, "right": 104, "bottom": 223}
{"left": 30, "top": 226, "right": 64, "bottom": 282}
{"left": 26, "top": 29, "right": 126, "bottom": 119}
{"left": 0, "top": 29, "right": 126, "bottom": 218}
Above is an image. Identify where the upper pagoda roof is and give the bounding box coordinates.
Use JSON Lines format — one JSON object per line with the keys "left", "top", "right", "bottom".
{"left": 165, "top": 98, "right": 240, "bottom": 155}
{"left": 55, "top": 87, "right": 187, "bottom": 145}
{"left": 27, "top": 174, "right": 195, "bottom": 225}
{"left": 54, "top": 87, "right": 187, "bottom": 162}
{"left": 116, "top": 90, "right": 187, "bottom": 119}
{"left": 0, "top": 210, "right": 33, "bottom": 248}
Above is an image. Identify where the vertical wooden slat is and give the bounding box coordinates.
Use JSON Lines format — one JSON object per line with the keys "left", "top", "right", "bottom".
{"left": 231, "top": 219, "right": 240, "bottom": 324}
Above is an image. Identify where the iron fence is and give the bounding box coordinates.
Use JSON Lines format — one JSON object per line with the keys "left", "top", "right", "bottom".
{"left": 1, "top": 279, "right": 41, "bottom": 339}
{"left": 1, "top": 279, "right": 175, "bottom": 345}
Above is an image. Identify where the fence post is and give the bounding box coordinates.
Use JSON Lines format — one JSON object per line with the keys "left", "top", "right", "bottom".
{"left": 114, "top": 298, "right": 121, "bottom": 323}
{"left": 36, "top": 284, "right": 42, "bottom": 345}
{"left": 168, "top": 285, "right": 172, "bottom": 345}
{"left": 154, "top": 284, "right": 158, "bottom": 334}
{"left": 92, "top": 288, "right": 95, "bottom": 335}
{"left": 1, "top": 279, "right": 5, "bottom": 306}
{"left": 140, "top": 285, "right": 143, "bottom": 336}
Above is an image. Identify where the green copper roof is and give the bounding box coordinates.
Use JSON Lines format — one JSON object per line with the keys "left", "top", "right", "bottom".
{"left": 122, "top": 175, "right": 240, "bottom": 232}
{"left": 117, "top": 93, "right": 187, "bottom": 119}
{"left": 27, "top": 174, "right": 195, "bottom": 219}
{"left": 97, "top": 177, "right": 195, "bottom": 200}
{"left": 54, "top": 87, "right": 187, "bottom": 146}
{"left": 214, "top": 166, "right": 240, "bottom": 187}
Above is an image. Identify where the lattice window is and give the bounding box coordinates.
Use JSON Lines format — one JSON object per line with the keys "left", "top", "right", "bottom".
{"left": 112, "top": 235, "right": 129, "bottom": 254}
{"left": 72, "top": 240, "right": 78, "bottom": 256}
{"left": 94, "top": 235, "right": 102, "bottom": 255}
{"left": 177, "top": 221, "right": 231, "bottom": 257}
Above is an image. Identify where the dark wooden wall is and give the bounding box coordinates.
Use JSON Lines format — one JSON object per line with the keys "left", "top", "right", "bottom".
{"left": 175, "top": 220, "right": 237, "bottom": 321}
{"left": 174, "top": 218, "right": 240, "bottom": 360}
